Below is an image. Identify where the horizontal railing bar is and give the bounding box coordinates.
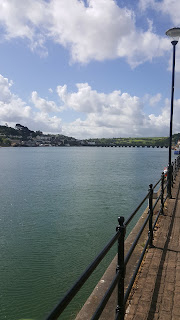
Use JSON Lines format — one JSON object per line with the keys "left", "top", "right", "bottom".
{"left": 45, "top": 232, "right": 120, "bottom": 320}
{"left": 124, "top": 214, "right": 149, "bottom": 266}
{"left": 163, "top": 193, "right": 168, "bottom": 204}
{"left": 90, "top": 272, "right": 120, "bottom": 320}
{"left": 153, "top": 177, "right": 161, "bottom": 190}
{"left": 124, "top": 192, "right": 149, "bottom": 227}
{"left": 164, "top": 180, "right": 168, "bottom": 190}
{"left": 153, "top": 208, "right": 162, "bottom": 230}
{"left": 152, "top": 194, "right": 161, "bottom": 211}
{"left": 124, "top": 236, "right": 150, "bottom": 304}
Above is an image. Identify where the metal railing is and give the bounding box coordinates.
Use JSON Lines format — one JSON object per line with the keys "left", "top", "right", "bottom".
{"left": 45, "top": 155, "right": 180, "bottom": 320}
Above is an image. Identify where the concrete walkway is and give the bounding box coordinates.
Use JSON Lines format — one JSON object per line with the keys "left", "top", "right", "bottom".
{"left": 125, "top": 172, "right": 180, "bottom": 320}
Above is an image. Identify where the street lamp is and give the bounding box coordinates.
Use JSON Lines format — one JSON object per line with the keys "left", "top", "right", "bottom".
{"left": 165, "top": 27, "right": 180, "bottom": 198}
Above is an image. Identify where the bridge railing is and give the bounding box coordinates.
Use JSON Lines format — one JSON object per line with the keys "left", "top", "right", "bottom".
{"left": 45, "top": 155, "right": 180, "bottom": 320}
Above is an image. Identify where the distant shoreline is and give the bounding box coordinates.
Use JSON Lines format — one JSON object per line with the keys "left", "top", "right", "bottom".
{"left": 1, "top": 124, "right": 180, "bottom": 148}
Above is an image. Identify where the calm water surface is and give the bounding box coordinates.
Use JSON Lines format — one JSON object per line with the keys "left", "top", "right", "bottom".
{"left": 0, "top": 147, "right": 176, "bottom": 320}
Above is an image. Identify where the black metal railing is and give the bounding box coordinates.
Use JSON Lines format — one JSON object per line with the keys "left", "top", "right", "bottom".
{"left": 45, "top": 155, "right": 180, "bottom": 320}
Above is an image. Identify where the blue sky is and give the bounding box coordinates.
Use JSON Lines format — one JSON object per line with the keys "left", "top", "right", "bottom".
{"left": 0, "top": 0, "right": 180, "bottom": 139}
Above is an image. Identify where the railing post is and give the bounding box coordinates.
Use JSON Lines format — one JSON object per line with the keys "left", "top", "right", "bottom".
{"left": 161, "top": 172, "right": 164, "bottom": 215}
{"left": 167, "top": 163, "right": 172, "bottom": 198}
{"left": 177, "top": 156, "right": 179, "bottom": 168}
{"left": 172, "top": 162, "right": 174, "bottom": 186}
{"left": 116, "top": 216, "right": 125, "bottom": 320}
{"left": 174, "top": 159, "right": 177, "bottom": 178}
{"left": 148, "top": 184, "right": 153, "bottom": 247}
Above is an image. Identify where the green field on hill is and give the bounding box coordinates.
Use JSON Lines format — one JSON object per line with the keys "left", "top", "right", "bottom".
{"left": 88, "top": 134, "right": 180, "bottom": 146}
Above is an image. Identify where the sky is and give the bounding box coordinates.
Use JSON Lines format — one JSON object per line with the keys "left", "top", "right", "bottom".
{"left": 0, "top": 0, "right": 180, "bottom": 139}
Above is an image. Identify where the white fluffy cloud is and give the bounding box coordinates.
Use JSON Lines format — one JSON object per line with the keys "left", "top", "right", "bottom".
{"left": 57, "top": 83, "right": 144, "bottom": 120}
{"left": 31, "top": 91, "right": 60, "bottom": 112}
{"left": 0, "top": 75, "right": 13, "bottom": 103}
{"left": 58, "top": 82, "right": 180, "bottom": 138}
{"left": 0, "top": 74, "right": 62, "bottom": 133}
{"left": 149, "top": 93, "right": 162, "bottom": 106}
{"left": 0, "top": 75, "right": 31, "bottom": 122}
{"left": 0, "top": 0, "right": 170, "bottom": 67}
{"left": 138, "top": 0, "right": 180, "bottom": 71}
{"left": 144, "top": 93, "right": 162, "bottom": 107}
{"left": 149, "top": 98, "right": 180, "bottom": 132}
{"left": 139, "top": 0, "right": 180, "bottom": 26}
{"left": 32, "top": 112, "right": 62, "bottom": 132}
{"left": 0, "top": 0, "right": 48, "bottom": 55}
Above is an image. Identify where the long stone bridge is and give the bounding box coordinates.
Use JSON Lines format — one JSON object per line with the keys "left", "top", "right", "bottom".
{"left": 87, "top": 144, "right": 169, "bottom": 148}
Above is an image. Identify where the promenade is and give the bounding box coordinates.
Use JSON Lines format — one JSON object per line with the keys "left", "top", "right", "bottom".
{"left": 125, "top": 171, "right": 180, "bottom": 320}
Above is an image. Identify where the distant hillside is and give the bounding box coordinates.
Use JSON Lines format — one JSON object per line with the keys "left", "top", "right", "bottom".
{"left": 0, "top": 124, "right": 71, "bottom": 140}
{"left": 87, "top": 134, "right": 180, "bottom": 147}
{"left": 1, "top": 124, "right": 180, "bottom": 147}
{"left": 0, "top": 125, "right": 22, "bottom": 136}
{"left": 0, "top": 124, "right": 78, "bottom": 147}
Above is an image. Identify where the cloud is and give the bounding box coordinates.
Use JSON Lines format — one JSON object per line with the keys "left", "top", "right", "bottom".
{"left": 0, "top": 75, "right": 31, "bottom": 122}
{"left": 33, "top": 111, "right": 62, "bottom": 131}
{"left": 0, "top": 74, "right": 62, "bottom": 133}
{"left": 48, "top": 0, "right": 137, "bottom": 64}
{"left": 138, "top": 0, "right": 180, "bottom": 71}
{"left": 57, "top": 83, "right": 107, "bottom": 113}
{"left": 148, "top": 97, "right": 180, "bottom": 137}
{"left": 0, "top": 74, "right": 13, "bottom": 103}
{"left": 57, "top": 82, "right": 180, "bottom": 138}
{"left": 0, "top": 97, "right": 31, "bottom": 123}
{"left": 149, "top": 93, "right": 162, "bottom": 106}
{"left": 138, "top": 0, "right": 154, "bottom": 11}
{"left": 144, "top": 93, "right": 162, "bottom": 106}
{"left": 139, "top": 0, "right": 180, "bottom": 26}
{"left": 31, "top": 91, "right": 60, "bottom": 112}
{"left": 167, "top": 49, "right": 180, "bottom": 74}
{"left": 0, "top": 0, "right": 49, "bottom": 56}
{"left": 0, "top": 0, "right": 170, "bottom": 67}
{"left": 57, "top": 83, "right": 144, "bottom": 119}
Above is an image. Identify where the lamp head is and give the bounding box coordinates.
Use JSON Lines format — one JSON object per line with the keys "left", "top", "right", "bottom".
{"left": 166, "top": 27, "right": 180, "bottom": 45}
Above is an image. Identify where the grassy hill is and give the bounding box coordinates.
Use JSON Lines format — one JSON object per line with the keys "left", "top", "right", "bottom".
{"left": 88, "top": 134, "right": 180, "bottom": 147}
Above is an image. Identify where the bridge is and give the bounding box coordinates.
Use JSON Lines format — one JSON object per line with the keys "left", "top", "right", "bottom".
{"left": 45, "top": 156, "right": 180, "bottom": 320}
{"left": 86, "top": 144, "right": 169, "bottom": 148}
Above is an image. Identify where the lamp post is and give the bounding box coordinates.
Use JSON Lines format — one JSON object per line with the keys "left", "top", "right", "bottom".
{"left": 165, "top": 27, "right": 180, "bottom": 198}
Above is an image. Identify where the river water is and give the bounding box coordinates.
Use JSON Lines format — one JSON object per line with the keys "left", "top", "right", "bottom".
{"left": 0, "top": 147, "right": 176, "bottom": 320}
